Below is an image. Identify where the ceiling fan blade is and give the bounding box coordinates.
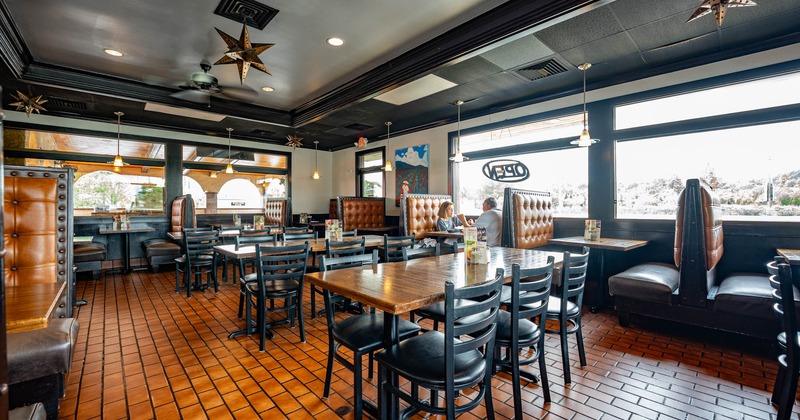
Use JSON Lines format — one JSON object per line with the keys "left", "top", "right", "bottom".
{"left": 170, "top": 89, "right": 210, "bottom": 104}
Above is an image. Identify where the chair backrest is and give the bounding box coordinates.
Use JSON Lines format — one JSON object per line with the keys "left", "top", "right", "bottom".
{"left": 282, "top": 231, "right": 318, "bottom": 241}
{"left": 170, "top": 194, "right": 196, "bottom": 234}
{"left": 501, "top": 187, "right": 553, "bottom": 249}
{"left": 218, "top": 225, "right": 242, "bottom": 233}
{"left": 253, "top": 242, "right": 310, "bottom": 294}
{"left": 675, "top": 178, "right": 724, "bottom": 307}
{"left": 242, "top": 228, "right": 272, "bottom": 237}
{"left": 320, "top": 249, "right": 379, "bottom": 273}
{"left": 326, "top": 237, "right": 366, "bottom": 259}
{"left": 183, "top": 230, "right": 220, "bottom": 263}
{"left": 341, "top": 229, "right": 358, "bottom": 237}
{"left": 772, "top": 262, "right": 799, "bottom": 363}
{"left": 559, "top": 247, "right": 590, "bottom": 310}
{"left": 337, "top": 196, "right": 386, "bottom": 232}
{"left": 383, "top": 234, "right": 415, "bottom": 262}
{"left": 401, "top": 194, "right": 452, "bottom": 239}
{"left": 510, "top": 257, "right": 555, "bottom": 329}
{"left": 235, "top": 233, "right": 277, "bottom": 250}
{"left": 264, "top": 197, "right": 289, "bottom": 228}
{"left": 445, "top": 269, "right": 503, "bottom": 387}
{"left": 284, "top": 226, "right": 312, "bottom": 234}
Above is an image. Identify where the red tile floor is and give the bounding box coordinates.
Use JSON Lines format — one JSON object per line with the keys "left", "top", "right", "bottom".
{"left": 60, "top": 268, "right": 796, "bottom": 419}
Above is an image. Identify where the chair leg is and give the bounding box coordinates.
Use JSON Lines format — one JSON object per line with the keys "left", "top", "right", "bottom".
{"left": 773, "top": 363, "right": 786, "bottom": 404}
{"left": 211, "top": 261, "right": 219, "bottom": 293}
{"left": 353, "top": 353, "right": 363, "bottom": 420}
{"left": 367, "top": 351, "right": 374, "bottom": 380}
{"left": 186, "top": 263, "right": 193, "bottom": 298}
{"left": 576, "top": 317, "right": 587, "bottom": 367}
{"left": 258, "top": 296, "right": 267, "bottom": 352}
{"left": 245, "top": 291, "right": 252, "bottom": 336}
{"left": 296, "top": 295, "right": 306, "bottom": 343}
{"left": 538, "top": 336, "right": 551, "bottom": 403}
{"left": 511, "top": 344, "right": 523, "bottom": 420}
{"left": 777, "top": 360, "right": 799, "bottom": 420}
{"left": 560, "top": 315, "right": 571, "bottom": 384}
{"left": 323, "top": 338, "right": 335, "bottom": 398}
{"left": 311, "top": 285, "right": 317, "bottom": 319}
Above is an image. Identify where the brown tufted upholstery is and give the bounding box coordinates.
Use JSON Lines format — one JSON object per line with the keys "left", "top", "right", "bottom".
{"left": 674, "top": 182, "right": 723, "bottom": 271}
{"left": 337, "top": 196, "right": 386, "bottom": 232}
{"left": 501, "top": 187, "right": 553, "bottom": 249}
{"left": 170, "top": 194, "right": 196, "bottom": 234}
{"left": 329, "top": 198, "right": 339, "bottom": 220}
{"left": 4, "top": 167, "right": 72, "bottom": 299}
{"left": 264, "top": 197, "right": 288, "bottom": 227}
{"left": 401, "top": 194, "right": 452, "bottom": 239}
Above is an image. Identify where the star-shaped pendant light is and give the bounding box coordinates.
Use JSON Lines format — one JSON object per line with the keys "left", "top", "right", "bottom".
{"left": 285, "top": 133, "right": 304, "bottom": 149}
{"left": 687, "top": 0, "right": 757, "bottom": 28}
{"left": 214, "top": 21, "right": 274, "bottom": 83}
{"left": 10, "top": 89, "right": 47, "bottom": 117}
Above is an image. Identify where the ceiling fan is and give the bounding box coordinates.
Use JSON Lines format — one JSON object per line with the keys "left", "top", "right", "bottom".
{"left": 170, "top": 63, "right": 256, "bottom": 106}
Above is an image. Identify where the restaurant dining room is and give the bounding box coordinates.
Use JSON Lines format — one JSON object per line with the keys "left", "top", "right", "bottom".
{"left": 1, "top": 0, "right": 800, "bottom": 419}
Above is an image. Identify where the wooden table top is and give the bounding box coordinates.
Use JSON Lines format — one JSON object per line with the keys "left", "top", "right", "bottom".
{"left": 99, "top": 225, "right": 156, "bottom": 235}
{"left": 73, "top": 236, "right": 94, "bottom": 243}
{"left": 169, "top": 228, "right": 285, "bottom": 241}
{"left": 7, "top": 281, "right": 66, "bottom": 334}
{"left": 549, "top": 236, "right": 649, "bottom": 251}
{"left": 777, "top": 249, "right": 800, "bottom": 266}
{"left": 214, "top": 235, "right": 385, "bottom": 258}
{"left": 304, "top": 247, "right": 563, "bottom": 316}
{"left": 424, "top": 231, "right": 464, "bottom": 239}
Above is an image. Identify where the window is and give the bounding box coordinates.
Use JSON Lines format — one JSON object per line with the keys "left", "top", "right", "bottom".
{"left": 75, "top": 171, "right": 165, "bottom": 212}
{"left": 218, "top": 179, "right": 263, "bottom": 210}
{"left": 356, "top": 148, "right": 385, "bottom": 197}
{"left": 616, "top": 120, "right": 800, "bottom": 220}
{"left": 454, "top": 115, "right": 587, "bottom": 217}
{"left": 616, "top": 71, "right": 800, "bottom": 129}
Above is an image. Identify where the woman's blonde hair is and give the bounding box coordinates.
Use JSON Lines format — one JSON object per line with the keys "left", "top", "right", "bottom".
{"left": 437, "top": 201, "right": 453, "bottom": 219}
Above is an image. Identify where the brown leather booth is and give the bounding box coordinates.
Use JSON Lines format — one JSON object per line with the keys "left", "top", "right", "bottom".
{"left": 4, "top": 166, "right": 79, "bottom": 418}
{"left": 401, "top": 194, "right": 452, "bottom": 239}
{"left": 142, "top": 194, "right": 195, "bottom": 272}
{"left": 608, "top": 179, "right": 774, "bottom": 339}
{"left": 500, "top": 187, "right": 554, "bottom": 249}
{"left": 264, "top": 197, "right": 289, "bottom": 228}
{"left": 336, "top": 196, "right": 387, "bottom": 232}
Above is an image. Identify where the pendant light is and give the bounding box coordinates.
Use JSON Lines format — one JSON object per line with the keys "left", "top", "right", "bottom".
{"left": 225, "top": 127, "right": 234, "bottom": 174}
{"left": 384, "top": 121, "right": 393, "bottom": 172}
{"left": 312, "top": 141, "right": 320, "bottom": 180}
{"left": 571, "top": 63, "right": 599, "bottom": 147}
{"left": 109, "top": 111, "right": 128, "bottom": 172}
{"left": 449, "top": 100, "right": 468, "bottom": 163}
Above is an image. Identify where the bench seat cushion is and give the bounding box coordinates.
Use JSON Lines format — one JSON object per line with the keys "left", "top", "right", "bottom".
{"left": 7, "top": 318, "right": 79, "bottom": 384}
{"left": 73, "top": 242, "right": 106, "bottom": 263}
{"left": 608, "top": 262, "right": 679, "bottom": 304}
{"left": 713, "top": 273, "right": 773, "bottom": 320}
{"left": 143, "top": 239, "right": 181, "bottom": 257}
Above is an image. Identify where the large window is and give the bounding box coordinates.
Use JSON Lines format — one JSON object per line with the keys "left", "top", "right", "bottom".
{"left": 454, "top": 115, "right": 587, "bottom": 217}
{"left": 356, "top": 148, "right": 385, "bottom": 197}
{"left": 75, "top": 171, "right": 165, "bottom": 212}
{"left": 617, "top": 120, "right": 800, "bottom": 220}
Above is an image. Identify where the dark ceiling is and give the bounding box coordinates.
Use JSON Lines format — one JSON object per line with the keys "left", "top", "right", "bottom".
{"left": 1, "top": 0, "right": 799, "bottom": 152}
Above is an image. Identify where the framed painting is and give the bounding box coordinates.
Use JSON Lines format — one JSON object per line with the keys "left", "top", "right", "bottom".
{"left": 395, "top": 144, "right": 429, "bottom": 206}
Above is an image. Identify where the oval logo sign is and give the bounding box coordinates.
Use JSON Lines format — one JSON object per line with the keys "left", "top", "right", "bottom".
{"left": 482, "top": 159, "right": 530, "bottom": 183}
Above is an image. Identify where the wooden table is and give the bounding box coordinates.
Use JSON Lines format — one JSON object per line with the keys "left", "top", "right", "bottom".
{"left": 99, "top": 225, "right": 156, "bottom": 272}
{"left": 303, "top": 247, "right": 562, "bottom": 419}
{"left": 424, "top": 230, "right": 464, "bottom": 240}
{"left": 549, "top": 236, "right": 649, "bottom": 312}
{"left": 777, "top": 249, "right": 800, "bottom": 265}
{"left": 168, "top": 229, "right": 244, "bottom": 242}
{"left": 214, "top": 235, "right": 385, "bottom": 259}
{"left": 7, "top": 281, "right": 66, "bottom": 333}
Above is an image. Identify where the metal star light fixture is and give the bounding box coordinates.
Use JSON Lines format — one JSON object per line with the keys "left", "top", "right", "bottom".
{"left": 214, "top": 19, "right": 275, "bottom": 83}
{"left": 285, "top": 133, "right": 303, "bottom": 149}
{"left": 10, "top": 89, "right": 47, "bottom": 117}
{"left": 687, "top": 0, "right": 757, "bottom": 28}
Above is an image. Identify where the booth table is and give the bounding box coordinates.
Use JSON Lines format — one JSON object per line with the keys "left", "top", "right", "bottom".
{"left": 99, "top": 225, "right": 155, "bottom": 273}
{"left": 6, "top": 282, "right": 66, "bottom": 334}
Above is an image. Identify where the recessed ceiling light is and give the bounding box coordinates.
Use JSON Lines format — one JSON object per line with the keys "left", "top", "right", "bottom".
{"left": 326, "top": 37, "right": 344, "bottom": 47}
{"left": 104, "top": 49, "right": 123, "bottom": 57}
{"left": 261, "top": 86, "right": 275, "bottom": 92}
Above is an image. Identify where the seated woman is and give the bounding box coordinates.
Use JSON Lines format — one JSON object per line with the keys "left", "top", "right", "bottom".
{"left": 436, "top": 201, "right": 473, "bottom": 232}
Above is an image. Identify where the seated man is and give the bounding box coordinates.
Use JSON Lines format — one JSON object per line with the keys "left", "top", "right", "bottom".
{"left": 474, "top": 197, "right": 502, "bottom": 247}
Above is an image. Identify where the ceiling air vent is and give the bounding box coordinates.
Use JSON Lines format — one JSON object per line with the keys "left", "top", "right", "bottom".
{"left": 344, "top": 123, "right": 373, "bottom": 131}
{"left": 515, "top": 59, "right": 568, "bottom": 81}
{"left": 251, "top": 129, "right": 276, "bottom": 137}
{"left": 47, "top": 97, "right": 87, "bottom": 110}
{"left": 214, "top": 0, "right": 279, "bottom": 30}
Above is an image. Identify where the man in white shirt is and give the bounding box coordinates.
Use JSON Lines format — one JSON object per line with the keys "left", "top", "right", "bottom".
{"left": 474, "top": 197, "right": 502, "bottom": 247}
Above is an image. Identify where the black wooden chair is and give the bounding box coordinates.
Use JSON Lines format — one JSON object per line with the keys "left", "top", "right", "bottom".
{"left": 770, "top": 259, "right": 799, "bottom": 419}
{"left": 175, "top": 230, "right": 219, "bottom": 297}
{"left": 244, "top": 242, "right": 309, "bottom": 351}
{"left": 375, "top": 269, "right": 503, "bottom": 419}
{"left": 545, "top": 247, "right": 590, "bottom": 384}
{"left": 281, "top": 231, "right": 318, "bottom": 241}
{"left": 319, "top": 250, "right": 420, "bottom": 419}
{"left": 235, "top": 232, "right": 279, "bottom": 319}
{"left": 494, "top": 258, "right": 554, "bottom": 418}
{"left": 311, "top": 237, "right": 367, "bottom": 319}
{"left": 382, "top": 233, "right": 440, "bottom": 262}
{"left": 216, "top": 225, "right": 242, "bottom": 282}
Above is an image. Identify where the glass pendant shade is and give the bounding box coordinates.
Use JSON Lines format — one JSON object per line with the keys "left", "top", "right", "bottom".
{"left": 571, "top": 63, "right": 599, "bottom": 147}
{"left": 225, "top": 127, "right": 235, "bottom": 173}
{"left": 449, "top": 100, "right": 468, "bottom": 162}
{"left": 108, "top": 111, "right": 128, "bottom": 169}
{"left": 313, "top": 140, "right": 320, "bottom": 180}
{"left": 384, "top": 121, "right": 393, "bottom": 171}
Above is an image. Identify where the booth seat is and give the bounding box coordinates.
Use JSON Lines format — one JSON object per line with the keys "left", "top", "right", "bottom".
{"left": 142, "top": 194, "right": 195, "bottom": 272}
{"left": 264, "top": 197, "right": 289, "bottom": 228}
{"left": 73, "top": 242, "right": 106, "bottom": 280}
{"left": 401, "top": 194, "right": 452, "bottom": 240}
{"left": 336, "top": 196, "right": 391, "bottom": 233}
{"left": 608, "top": 179, "right": 774, "bottom": 339}
{"left": 500, "top": 187, "right": 554, "bottom": 249}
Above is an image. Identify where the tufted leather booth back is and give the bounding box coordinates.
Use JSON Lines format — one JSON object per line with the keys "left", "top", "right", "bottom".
{"left": 170, "top": 194, "right": 196, "bottom": 233}
{"left": 337, "top": 197, "right": 385, "bottom": 232}
{"left": 674, "top": 179, "right": 723, "bottom": 271}
{"left": 329, "top": 198, "right": 338, "bottom": 220}
{"left": 4, "top": 166, "right": 73, "bottom": 309}
{"left": 401, "top": 194, "right": 452, "bottom": 239}
{"left": 264, "top": 198, "right": 288, "bottom": 227}
{"left": 501, "top": 187, "right": 553, "bottom": 249}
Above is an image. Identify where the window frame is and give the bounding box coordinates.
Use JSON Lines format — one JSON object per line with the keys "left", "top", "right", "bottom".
{"left": 355, "top": 147, "right": 387, "bottom": 197}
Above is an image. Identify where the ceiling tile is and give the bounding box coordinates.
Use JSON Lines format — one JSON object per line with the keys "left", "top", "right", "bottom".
{"left": 434, "top": 56, "right": 503, "bottom": 85}
{"left": 559, "top": 32, "right": 641, "bottom": 69}
{"left": 535, "top": 6, "right": 624, "bottom": 52}
{"left": 627, "top": 11, "right": 718, "bottom": 52}
{"left": 466, "top": 72, "right": 531, "bottom": 96}
{"left": 480, "top": 33, "right": 555, "bottom": 70}
{"left": 610, "top": 0, "right": 697, "bottom": 29}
